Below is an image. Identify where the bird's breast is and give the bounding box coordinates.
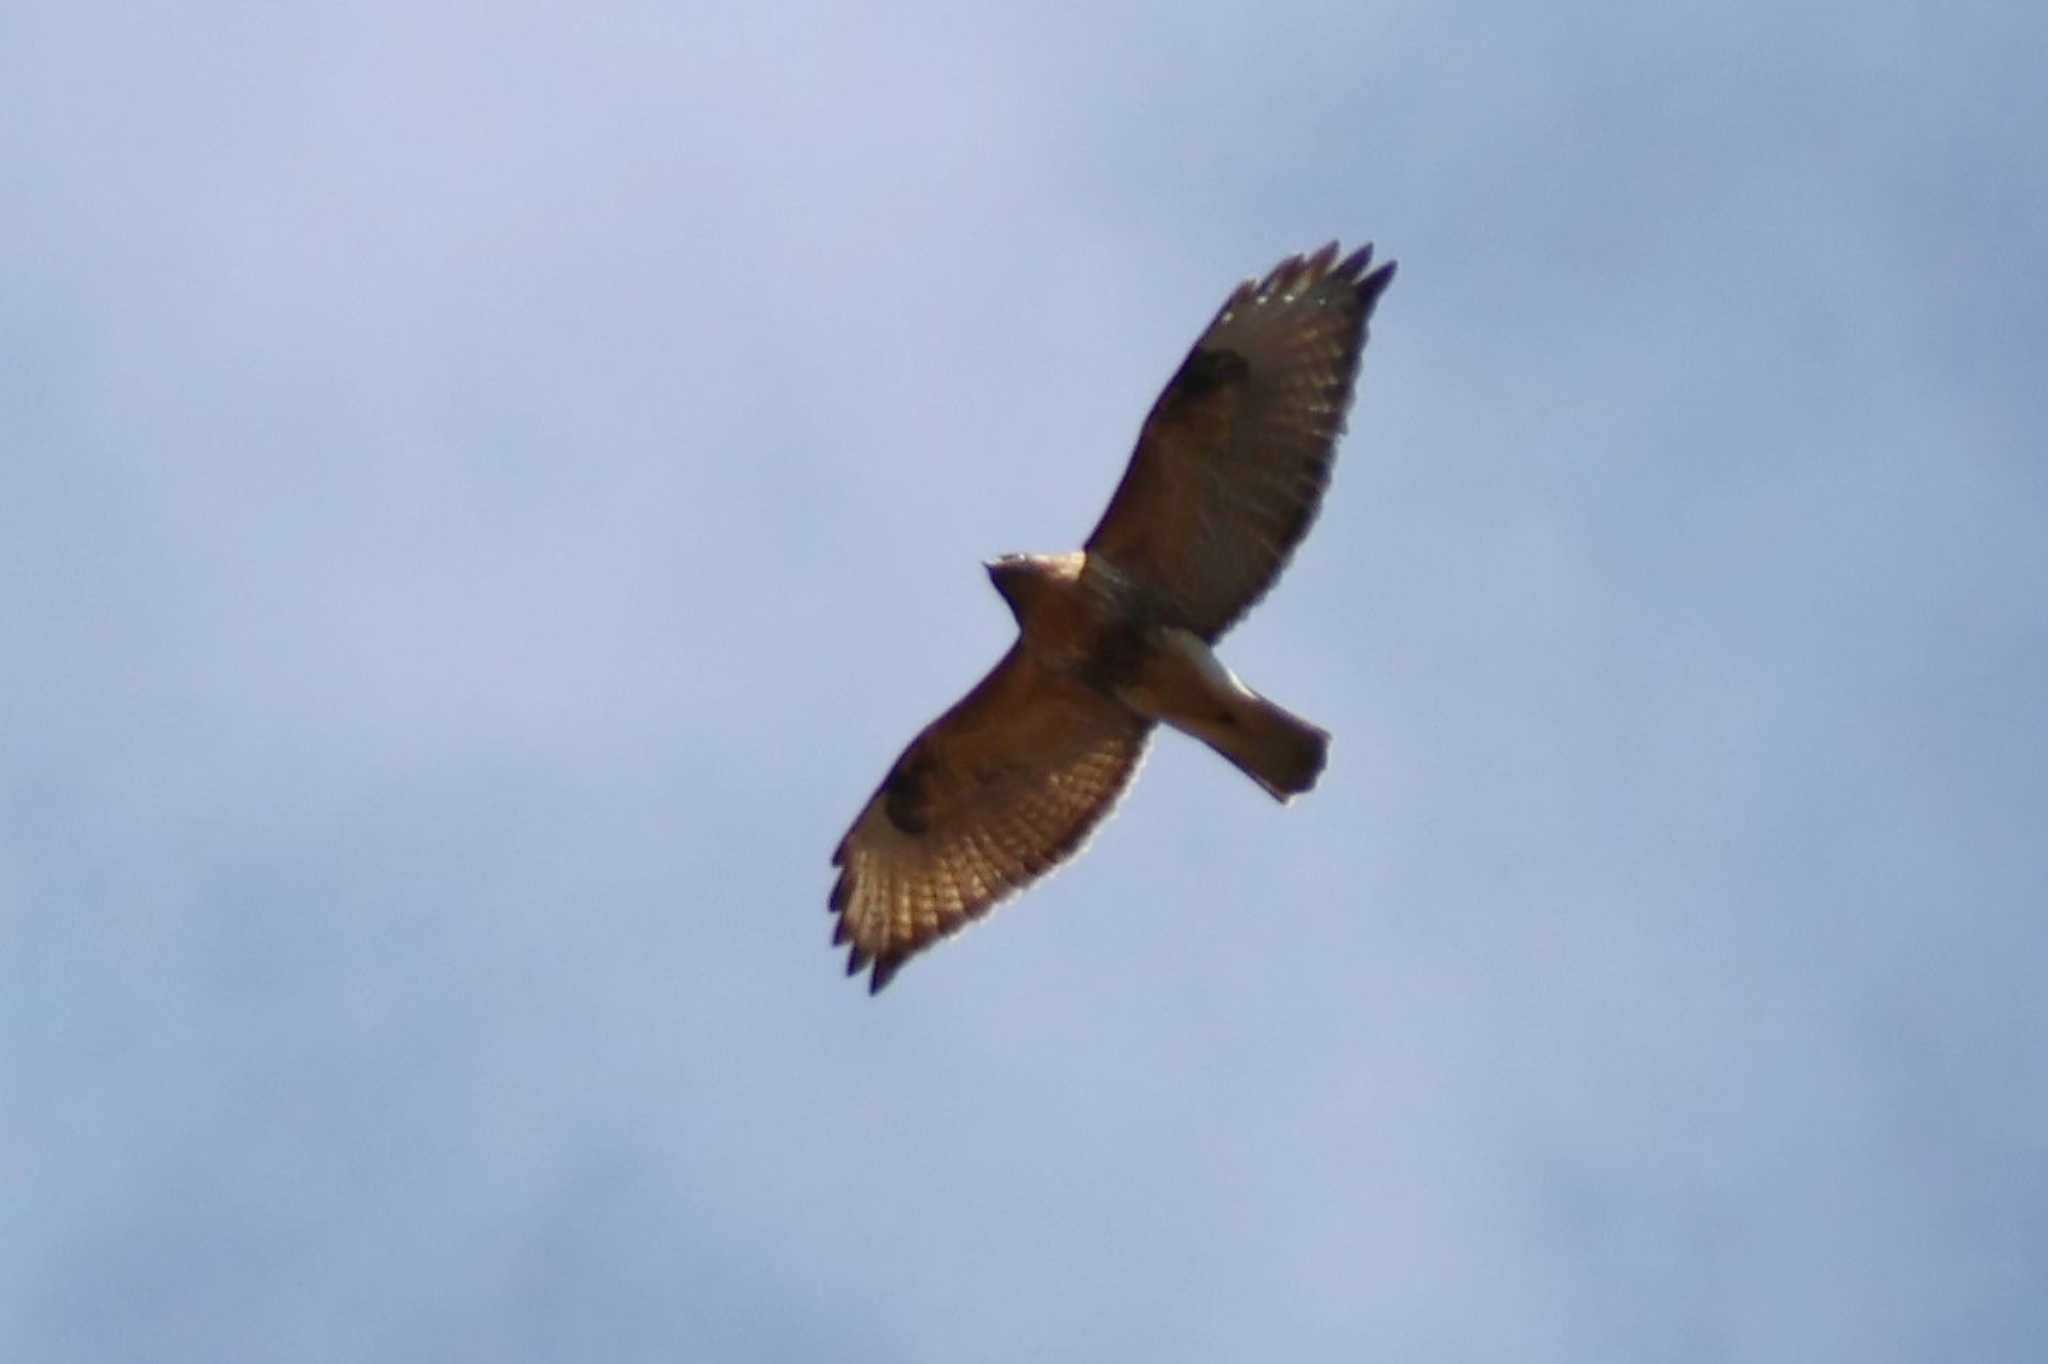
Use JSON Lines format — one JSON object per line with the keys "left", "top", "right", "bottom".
{"left": 1014, "top": 569, "right": 1158, "bottom": 700}
{"left": 1012, "top": 579, "right": 1106, "bottom": 671}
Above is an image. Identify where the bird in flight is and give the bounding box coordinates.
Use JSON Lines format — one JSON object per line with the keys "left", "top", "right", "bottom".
{"left": 830, "top": 242, "right": 1396, "bottom": 991}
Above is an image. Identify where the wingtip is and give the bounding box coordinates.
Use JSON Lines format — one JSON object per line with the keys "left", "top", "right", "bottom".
{"left": 1337, "top": 241, "right": 1375, "bottom": 277}
{"left": 1356, "top": 257, "right": 1397, "bottom": 317}
{"left": 869, "top": 955, "right": 903, "bottom": 994}
{"left": 838, "top": 935, "right": 903, "bottom": 995}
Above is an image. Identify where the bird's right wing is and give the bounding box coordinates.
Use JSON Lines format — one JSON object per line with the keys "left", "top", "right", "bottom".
{"left": 830, "top": 644, "right": 1152, "bottom": 992}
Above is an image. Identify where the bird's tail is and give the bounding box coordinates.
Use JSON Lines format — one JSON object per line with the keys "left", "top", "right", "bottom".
{"left": 1186, "top": 687, "right": 1329, "bottom": 803}
{"left": 1116, "top": 627, "right": 1330, "bottom": 803}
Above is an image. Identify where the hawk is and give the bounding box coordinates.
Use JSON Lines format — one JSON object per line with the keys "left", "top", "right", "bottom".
{"left": 830, "top": 242, "right": 1396, "bottom": 991}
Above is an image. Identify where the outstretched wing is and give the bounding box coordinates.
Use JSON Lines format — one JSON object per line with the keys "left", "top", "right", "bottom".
{"left": 1084, "top": 242, "right": 1397, "bottom": 640}
{"left": 831, "top": 644, "right": 1152, "bottom": 992}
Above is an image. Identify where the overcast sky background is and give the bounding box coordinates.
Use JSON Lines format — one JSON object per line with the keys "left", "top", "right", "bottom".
{"left": 6, "top": 2, "right": 2046, "bottom": 1360}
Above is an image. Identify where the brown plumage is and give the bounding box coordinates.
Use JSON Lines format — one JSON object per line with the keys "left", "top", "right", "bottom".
{"left": 831, "top": 242, "right": 1396, "bottom": 991}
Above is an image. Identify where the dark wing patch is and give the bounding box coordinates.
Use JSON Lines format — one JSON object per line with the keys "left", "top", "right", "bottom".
{"left": 1158, "top": 346, "right": 1251, "bottom": 410}
{"left": 881, "top": 750, "right": 940, "bottom": 834}
{"left": 1084, "top": 242, "right": 1396, "bottom": 640}
{"left": 830, "top": 644, "right": 1152, "bottom": 992}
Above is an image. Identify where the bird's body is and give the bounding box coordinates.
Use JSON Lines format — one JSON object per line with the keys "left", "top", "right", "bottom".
{"left": 990, "top": 551, "right": 1329, "bottom": 802}
{"left": 832, "top": 242, "right": 1396, "bottom": 991}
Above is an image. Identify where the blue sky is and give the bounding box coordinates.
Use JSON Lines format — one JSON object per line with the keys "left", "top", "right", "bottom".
{"left": 5, "top": 2, "right": 2045, "bottom": 1359}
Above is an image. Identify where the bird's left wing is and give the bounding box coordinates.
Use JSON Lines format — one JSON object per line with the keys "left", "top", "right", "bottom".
{"left": 831, "top": 643, "right": 1151, "bottom": 992}
{"left": 1084, "top": 242, "right": 1396, "bottom": 640}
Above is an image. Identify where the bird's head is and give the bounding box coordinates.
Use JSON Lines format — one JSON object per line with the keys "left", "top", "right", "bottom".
{"left": 983, "top": 554, "right": 1036, "bottom": 618}
{"left": 983, "top": 552, "right": 1079, "bottom": 623}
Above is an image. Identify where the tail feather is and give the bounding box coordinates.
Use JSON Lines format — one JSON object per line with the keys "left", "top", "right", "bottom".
{"left": 1191, "top": 690, "right": 1329, "bottom": 803}
{"left": 1115, "top": 626, "right": 1330, "bottom": 802}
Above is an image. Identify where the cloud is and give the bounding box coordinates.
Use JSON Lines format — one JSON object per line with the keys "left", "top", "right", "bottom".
{"left": 6, "top": 2, "right": 2045, "bottom": 1360}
